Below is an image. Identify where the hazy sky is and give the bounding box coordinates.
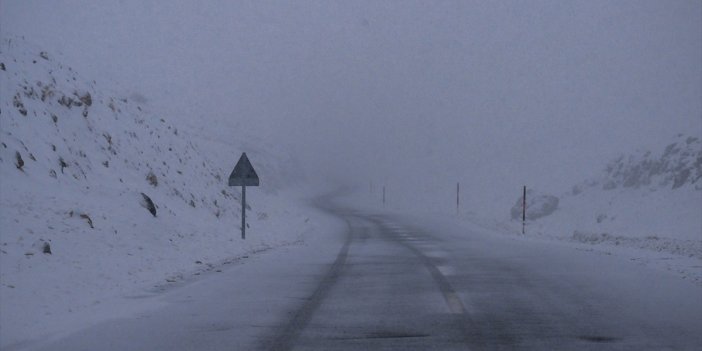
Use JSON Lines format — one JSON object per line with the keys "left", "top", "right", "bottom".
{"left": 2, "top": 0, "right": 700, "bottom": 212}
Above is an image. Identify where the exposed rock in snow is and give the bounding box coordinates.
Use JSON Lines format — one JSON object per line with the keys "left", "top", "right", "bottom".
{"left": 140, "top": 192, "right": 157, "bottom": 217}
{"left": 592, "top": 134, "right": 701, "bottom": 191}
{"left": 510, "top": 190, "right": 559, "bottom": 221}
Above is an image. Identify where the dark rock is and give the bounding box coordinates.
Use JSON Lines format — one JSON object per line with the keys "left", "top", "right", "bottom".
{"left": 140, "top": 193, "right": 157, "bottom": 217}
{"left": 78, "top": 92, "right": 92, "bottom": 106}
{"left": 80, "top": 214, "right": 94, "bottom": 229}
{"left": 13, "top": 94, "right": 27, "bottom": 116}
{"left": 511, "top": 190, "right": 559, "bottom": 221}
{"left": 15, "top": 152, "right": 24, "bottom": 170}
{"left": 57, "top": 95, "right": 73, "bottom": 108}
{"left": 41, "top": 85, "right": 54, "bottom": 101}
{"left": 146, "top": 171, "right": 158, "bottom": 187}
{"left": 42, "top": 242, "right": 51, "bottom": 254}
{"left": 59, "top": 157, "right": 68, "bottom": 173}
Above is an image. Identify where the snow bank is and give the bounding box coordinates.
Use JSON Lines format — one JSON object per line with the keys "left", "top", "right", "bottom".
{"left": 492, "top": 135, "right": 702, "bottom": 282}
{"left": 0, "top": 37, "right": 323, "bottom": 348}
{"left": 520, "top": 134, "right": 701, "bottom": 242}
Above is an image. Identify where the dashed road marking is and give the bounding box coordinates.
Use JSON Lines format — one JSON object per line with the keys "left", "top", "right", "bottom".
{"left": 445, "top": 292, "right": 465, "bottom": 314}
{"left": 425, "top": 250, "right": 448, "bottom": 259}
{"left": 437, "top": 265, "right": 456, "bottom": 276}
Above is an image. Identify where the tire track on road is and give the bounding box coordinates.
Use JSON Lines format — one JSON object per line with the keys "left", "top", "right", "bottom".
{"left": 263, "top": 217, "right": 355, "bottom": 351}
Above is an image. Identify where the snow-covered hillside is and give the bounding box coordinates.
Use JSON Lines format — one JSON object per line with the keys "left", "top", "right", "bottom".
{"left": 0, "top": 37, "right": 325, "bottom": 348}
{"left": 524, "top": 134, "right": 701, "bottom": 240}
{"left": 501, "top": 135, "right": 702, "bottom": 280}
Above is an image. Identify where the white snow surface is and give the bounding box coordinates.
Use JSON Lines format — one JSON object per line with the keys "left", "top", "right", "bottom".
{"left": 525, "top": 135, "right": 701, "bottom": 248}
{"left": 0, "top": 37, "right": 328, "bottom": 348}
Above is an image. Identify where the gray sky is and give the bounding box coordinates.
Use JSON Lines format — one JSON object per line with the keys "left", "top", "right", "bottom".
{"left": 2, "top": 0, "right": 700, "bottom": 212}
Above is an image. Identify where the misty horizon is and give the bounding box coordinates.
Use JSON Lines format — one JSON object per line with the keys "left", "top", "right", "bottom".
{"left": 2, "top": 0, "right": 700, "bottom": 213}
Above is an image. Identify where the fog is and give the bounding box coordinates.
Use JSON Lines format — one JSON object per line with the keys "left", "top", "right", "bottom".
{"left": 3, "top": 0, "right": 700, "bottom": 214}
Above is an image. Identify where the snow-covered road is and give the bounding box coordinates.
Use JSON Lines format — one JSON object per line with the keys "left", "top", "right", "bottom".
{"left": 21, "top": 202, "right": 702, "bottom": 350}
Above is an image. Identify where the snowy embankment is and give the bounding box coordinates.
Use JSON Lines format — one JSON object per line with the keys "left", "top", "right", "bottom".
{"left": 490, "top": 134, "right": 702, "bottom": 284}
{"left": 0, "top": 38, "right": 329, "bottom": 348}
{"left": 512, "top": 135, "right": 701, "bottom": 247}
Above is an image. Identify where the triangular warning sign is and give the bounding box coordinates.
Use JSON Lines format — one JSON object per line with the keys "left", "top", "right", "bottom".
{"left": 228, "top": 152, "right": 259, "bottom": 186}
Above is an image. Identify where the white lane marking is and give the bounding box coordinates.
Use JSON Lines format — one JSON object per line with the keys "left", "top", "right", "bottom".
{"left": 444, "top": 292, "right": 465, "bottom": 314}
{"left": 425, "top": 250, "right": 448, "bottom": 259}
{"left": 437, "top": 265, "right": 456, "bottom": 276}
{"left": 405, "top": 238, "right": 426, "bottom": 243}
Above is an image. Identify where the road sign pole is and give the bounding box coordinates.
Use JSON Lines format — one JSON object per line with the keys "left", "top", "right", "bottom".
{"left": 228, "top": 152, "right": 259, "bottom": 240}
{"left": 241, "top": 185, "right": 246, "bottom": 239}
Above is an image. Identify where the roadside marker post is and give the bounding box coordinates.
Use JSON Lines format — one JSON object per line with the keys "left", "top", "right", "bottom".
{"left": 456, "top": 182, "right": 460, "bottom": 216}
{"left": 382, "top": 185, "right": 386, "bottom": 207}
{"left": 228, "top": 152, "right": 260, "bottom": 240}
{"left": 522, "top": 185, "right": 526, "bottom": 235}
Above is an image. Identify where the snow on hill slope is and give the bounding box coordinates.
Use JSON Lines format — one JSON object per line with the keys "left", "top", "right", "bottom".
{"left": 0, "top": 37, "right": 326, "bottom": 348}
{"left": 524, "top": 134, "right": 701, "bottom": 242}
{"left": 563, "top": 134, "right": 700, "bottom": 237}
{"left": 497, "top": 135, "right": 701, "bottom": 283}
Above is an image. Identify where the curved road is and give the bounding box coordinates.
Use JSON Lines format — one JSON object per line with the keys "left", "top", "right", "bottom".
{"left": 26, "top": 203, "right": 702, "bottom": 350}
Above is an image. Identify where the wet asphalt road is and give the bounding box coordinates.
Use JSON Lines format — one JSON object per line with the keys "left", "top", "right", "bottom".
{"left": 26, "top": 205, "right": 702, "bottom": 351}
{"left": 263, "top": 209, "right": 702, "bottom": 350}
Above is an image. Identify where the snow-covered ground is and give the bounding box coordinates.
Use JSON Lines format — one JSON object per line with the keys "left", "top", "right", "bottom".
{"left": 511, "top": 136, "right": 702, "bottom": 284}
{"left": 528, "top": 134, "right": 701, "bottom": 239}
{"left": 0, "top": 37, "right": 332, "bottom": 348}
